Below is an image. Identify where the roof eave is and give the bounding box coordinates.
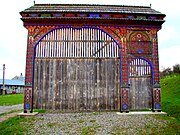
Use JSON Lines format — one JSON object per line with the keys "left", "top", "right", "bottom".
{"left": 21, "top": 17, "right": 165, "bottom": 27}
{"left": 21, "top": 10, "right": 165, "bottom": 16}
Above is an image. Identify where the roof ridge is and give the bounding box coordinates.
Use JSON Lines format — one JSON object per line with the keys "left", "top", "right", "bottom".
{"left": 33, "top": 3, "right": 151, "bottom": 8}
{"left": 20, "top": 4, "right": 165, "bottom": 16}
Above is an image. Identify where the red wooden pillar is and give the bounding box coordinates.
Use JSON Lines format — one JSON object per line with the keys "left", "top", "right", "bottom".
{"left": 23, "top": 25, "right": 56, "bottom": 113}
{"left": 120, "top": 28, "right": 130, "bottom": 112}
{"left": 24, "top": 26, "right": 35, "bottom": 113}
{"left": 151, "top": 29, "right": 161, "bottom": 111}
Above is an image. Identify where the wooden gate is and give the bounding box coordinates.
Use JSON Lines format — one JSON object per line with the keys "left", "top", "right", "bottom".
{"left": 129, "top": 58, "right": 152, "bottom": 110}
{"left": 33, "top": 28, "right": 120, "bottom": 111}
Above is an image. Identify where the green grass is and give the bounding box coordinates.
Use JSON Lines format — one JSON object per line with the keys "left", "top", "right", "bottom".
{"left": 81, "top": 126, "right": 96, "bottom": 135}
{"left": 159, "top": 73, "right": 180, "bottom": 134}
{"left": 0, "top": 94, "right": 24, "bottom": 106}
{"left": 34, "top": 109, "right": 46, "bottom": 113}
{"left": 154, "top": 115, "right": 180, "bottom": 134}
{"left": 47, "top": 122, "right": 56, "bottom": 128}
{"left": 0, "top": 116, "right": 35, "bottom": 135}
{"left": 161, "top": 74, "right": 180, "bottom": 120}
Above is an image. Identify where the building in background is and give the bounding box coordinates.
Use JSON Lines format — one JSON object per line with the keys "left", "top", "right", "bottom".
{"left": 0, "top": 73, "right": 25, "bottom": 94}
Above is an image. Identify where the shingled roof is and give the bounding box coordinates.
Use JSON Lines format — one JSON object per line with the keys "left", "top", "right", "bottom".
{"left": 20, "top": 4, "right": 165, "bottom": 27}
{"left": 21, "top": 4, "right": 164, "bottom": 15}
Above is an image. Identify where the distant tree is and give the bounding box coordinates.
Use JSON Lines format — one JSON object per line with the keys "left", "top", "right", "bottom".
{"left": 163, "top": 67, "right": 172, "bottom": 74}
{"left": 160, "top": 67, "right": 172, "bottom": 76}
{"left": 173, "top": 64, "right": 180, "bottom": 74}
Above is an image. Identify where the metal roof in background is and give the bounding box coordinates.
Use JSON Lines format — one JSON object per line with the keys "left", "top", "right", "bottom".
{"left": 0, "top": 79, "right": 24, "bottom": 86}
{"left": 21, "top": 4, "right": 164, "bottom": 15}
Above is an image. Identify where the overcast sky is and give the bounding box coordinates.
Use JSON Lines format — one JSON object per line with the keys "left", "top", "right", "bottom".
{"left": 0, "top": 0, "right": 179, "bottom": 79}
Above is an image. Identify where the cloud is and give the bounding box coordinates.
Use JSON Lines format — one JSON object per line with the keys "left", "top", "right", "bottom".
{"left": 159, "top": 45, "right": 180, "bottom": 70}
{"left": 0, "top": 0, "right": 31, "bottom": 79}
{"left": 158, "top": 24, "right": 180, "bottom": 48}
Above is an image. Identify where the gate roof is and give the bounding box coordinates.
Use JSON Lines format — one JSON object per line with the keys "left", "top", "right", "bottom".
{"left": 22, "top": 4, "right": 163, "bottom": 15}
{"left": 20, "top": 4, "right": 165, "bottom": 27}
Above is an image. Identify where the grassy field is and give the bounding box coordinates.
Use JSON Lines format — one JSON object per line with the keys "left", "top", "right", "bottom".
{"left": 161, "top": 74, "right": 180, "bottom": 120}
{"left": 0, "top": 116, "right": 36, "bottom": 135}
{"left": 0, "top": 74, "right": 179, "bottom": 134}
{"left": 157, "top": 73, "right": 180, "bottom": 134}
{"left": 0, "top": 94, "right": 24, "bottom": 106}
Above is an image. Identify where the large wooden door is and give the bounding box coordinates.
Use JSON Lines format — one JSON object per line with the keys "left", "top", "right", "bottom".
{"left": 34, "top": 58, "right": 120, "bottom": 111}
{"left": 33, "top": 28, "right": 120, "bottom": 111}
{"left": 129, "top": 59, "right": 152, "bottom": 110}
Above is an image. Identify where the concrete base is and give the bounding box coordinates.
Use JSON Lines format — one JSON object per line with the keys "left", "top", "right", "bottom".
{"left": 116, "top": 111, "right": 167, "bottom": 115}
{"left": 18, "top": 112, "right": 39, "bottom": 116}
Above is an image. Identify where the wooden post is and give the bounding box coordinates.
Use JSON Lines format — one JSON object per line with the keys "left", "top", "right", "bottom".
{"left": 2, "top": 64, "right": 6, "bottom": 95}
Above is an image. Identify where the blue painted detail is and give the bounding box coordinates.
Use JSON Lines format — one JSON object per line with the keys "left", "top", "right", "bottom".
{"left": 123, "top": 104, "right": 128, "bottom": 109}
{"left": 104, "top": 14, "right": 109, "bottom": 18}
{"left": 80, "top": 14, "right": 85, "bottom": 17}
{"left": 89, "top": 14, "right": 100, "bottom": 18}
{"left": 25, "top": 103, "right": 30, "bottom": 109}
{"left": 150, "top": 16, "right": 156, "bottom": 19}
{"left": 137, "top": 49, "right": 143, "bottom": 54}
{"left": 55, "top": 13, "right": 61, "bottom": 17}
{"left": 128, "top": 16, "right": 133, "bottom": 18}
{"left": 155, "top": 103, "right": 161, "bottom": 109}
{"left": 31, "top": 14, "right": 38, "bottom": 17}
{"left": 74, "top": 28, "right": 82, "bottom": 30}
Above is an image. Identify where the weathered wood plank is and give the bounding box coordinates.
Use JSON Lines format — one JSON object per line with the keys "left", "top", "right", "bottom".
{"left": 48, "top": 60, "right": 53, "bottom": 109}
{"left": 129, "top": 77, "right": 152, "bottom": 110}
{"left": 42, "top": 60, "right": 46, "bottom": 109}
{"left": 55, "top": 60, "right": 60, "bottom": 110}
{"left": 34, "top": 58, "right": 120, "bottom": 111}
{"left": 33, "top": 60, "right": 38, "bottom": 109}
{"left": 38, "top": 59, "right": 42, "bottom": 109}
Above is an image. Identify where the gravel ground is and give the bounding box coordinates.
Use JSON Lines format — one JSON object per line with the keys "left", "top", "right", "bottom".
{"left": 28, "top": 112, "right": 167, "bottom": 135}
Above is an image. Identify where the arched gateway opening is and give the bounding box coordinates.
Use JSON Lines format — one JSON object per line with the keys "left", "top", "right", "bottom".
{"left": 33, "top": 28, "right": 120, "bottom": 111}
{"left": 129, "top": 58, "right": 152, "bottom": 110}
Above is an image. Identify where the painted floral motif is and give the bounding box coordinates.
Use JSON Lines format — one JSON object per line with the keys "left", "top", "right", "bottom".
{"left": 129, "top": 32, "right": 152, "bottom": 55}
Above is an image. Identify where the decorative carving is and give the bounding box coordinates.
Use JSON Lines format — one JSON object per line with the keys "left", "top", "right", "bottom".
{"left": 24, "top": 88, "right": 32, "bottom": 113}
{"left": 153, "top": 88, "right": 161, "bottom": 110}
{"left": 128, "top": 31, "right": 152, "bottom": 55}
{"left": 121, "top": 88, "right": 129, "bottom": 112}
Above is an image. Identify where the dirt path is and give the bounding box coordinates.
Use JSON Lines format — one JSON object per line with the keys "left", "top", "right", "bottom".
{"left": 0, "top": 112, "right": 19, "bottom": 122}
{"left": 0, "top": 104, "right": 23, "bottom": 114}
{"left": 0, "top": 104, "right": 23, "bottom": 123}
